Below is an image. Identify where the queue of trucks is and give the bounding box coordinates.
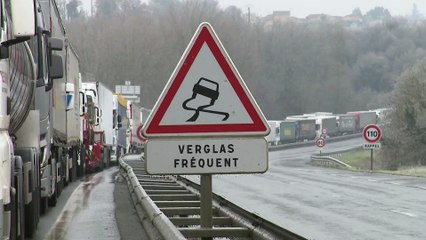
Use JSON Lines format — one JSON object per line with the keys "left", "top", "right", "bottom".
{"left": 266, "top": 109, "right": 387, "bottom": 146}
{"left": 0, "top": 1, "right": 147, "bottom": 239}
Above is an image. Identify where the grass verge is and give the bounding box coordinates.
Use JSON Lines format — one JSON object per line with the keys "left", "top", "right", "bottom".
{"left": 332, "top": 149, "right": 426, "bottom": 178}
{"left": 379, "top": 167, "right": 426, "bottom": 178}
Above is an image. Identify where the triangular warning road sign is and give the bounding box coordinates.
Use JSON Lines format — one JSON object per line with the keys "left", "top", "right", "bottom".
{"left": 142, "top": 22, "right": 269, "bottom": 137}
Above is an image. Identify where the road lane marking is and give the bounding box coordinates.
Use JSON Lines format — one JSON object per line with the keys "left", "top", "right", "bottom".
{"left": 391, "top": 209, "right": 419, "bottom": 218}
{"left": 387, "top": 181, "right": 402, "bottom": 185}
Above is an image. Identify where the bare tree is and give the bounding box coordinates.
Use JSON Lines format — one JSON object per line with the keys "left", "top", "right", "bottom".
{"left": 382, "top": 57, "right": 426, "bottom": 168}
{"left": 64, "top": 2, "right": 426, "bottom": 121}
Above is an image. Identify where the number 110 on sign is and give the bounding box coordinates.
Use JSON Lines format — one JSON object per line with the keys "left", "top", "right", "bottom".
{"left": 363, "top": 125, "right": 381, "bottom": 143}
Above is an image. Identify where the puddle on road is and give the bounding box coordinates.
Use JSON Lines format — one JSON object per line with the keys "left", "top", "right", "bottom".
{"left": 45, "top": 171, "right": 106, "bottom": 240}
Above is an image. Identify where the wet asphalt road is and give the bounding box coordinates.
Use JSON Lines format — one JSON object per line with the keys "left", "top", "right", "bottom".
{"left": 185, "top": 137, "right": 426, "bottom": 240}
{"left": 29, "top": 166, "right": 147, "bottom": 240}
{"left": 30, "top": 137, "right": 426, "bottom": 240}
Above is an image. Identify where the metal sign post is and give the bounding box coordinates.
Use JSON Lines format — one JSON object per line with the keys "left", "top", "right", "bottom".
{"left": 200, "top": 174, "right": 213, "bottom": 240}
{"left": 362, "top": 124, "right": 382, "bottom": 172}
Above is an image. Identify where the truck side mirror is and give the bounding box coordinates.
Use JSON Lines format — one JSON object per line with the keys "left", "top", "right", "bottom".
{"left": 45, "top": 53, "right": 63, "bottom": 91}
{"left": 11, "top": 0, "right": 36, "bottom": 38}
{"left": 49, "top": 54, "right": 63, "bottom": 79}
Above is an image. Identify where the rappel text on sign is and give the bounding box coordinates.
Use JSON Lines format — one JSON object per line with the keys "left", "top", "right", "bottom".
{"left": 363, "top": 143, "right": 381, "bottom": 149}
{"left": 145, "top": 138, "right": 268, "bottom": 174}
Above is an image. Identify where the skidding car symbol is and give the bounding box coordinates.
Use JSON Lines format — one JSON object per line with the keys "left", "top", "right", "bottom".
{"left": 182, "top": 77, "right": 229, "bottom": 122}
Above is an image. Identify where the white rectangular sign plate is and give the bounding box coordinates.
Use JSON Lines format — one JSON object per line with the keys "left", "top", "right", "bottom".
{"left": 363, "top": 143, "right": 381, "bottom": 149}
{"left": 145, "top": 138, "right": 268, "bottom": 174}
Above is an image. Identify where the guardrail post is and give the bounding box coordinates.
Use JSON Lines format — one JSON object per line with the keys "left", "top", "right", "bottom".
{"left": 201, "top": 174, "right": 213, "bottom": 240}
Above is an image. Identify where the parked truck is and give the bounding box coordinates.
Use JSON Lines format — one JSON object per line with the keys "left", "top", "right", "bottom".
{"left": 336, "top": 114, "right": 356, "bottom": 135}
{"left": 347, "top": 111, "right": 377, "bottom": 132}
{"left": 266, "top": 120, "right": 281, "bottom": 146}
{"left": 65, "top": 45, "right": 81, "bottom": 184}
{"left": 314, "top": 115, "right": 338, "bottom": 137}
{"left": 0, "top": 0, "right": 68, "bottom": 238}
{"left": 113, "top": 94, "right": 128, "bottom": 160}
{"left": 280, "top": 119, "right": 319, "bottom": 144}
{"left": 81, "top": 81, "right": 114, "bottom": 171}
{"left": 37, "top": 0, "right": 82, "bottom": 212}
{"left": 127, "top": 102, "right": 143, "bottom": 153}
{"left": 369, "top": 108, "right": 391, "bottom": 126}
{"left": 286, "top": 116, "right": 319, "bottom": 141}
{"left": 296, "top": 119, "right": 317, "bottom": 141}
{"left": 302, "top": 113, "right": 338, "bottom": 138}
{"left": 80, "top": 85, "right": 97, "bottom": 173}
{"left": 279, "top": 120, "right": 297, "bottom": 143}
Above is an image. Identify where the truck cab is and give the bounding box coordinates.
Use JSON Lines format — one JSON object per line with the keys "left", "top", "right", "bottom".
{"left": 1, "top": 0, "right": 63, "bottom": 238}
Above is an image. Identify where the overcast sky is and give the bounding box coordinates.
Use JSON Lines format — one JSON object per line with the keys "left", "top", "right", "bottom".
{"left": 217, "top": 0, "right": 425, "bottom": 18}
{"left": 80, "top": 0, "right": 425, "bottom": 18}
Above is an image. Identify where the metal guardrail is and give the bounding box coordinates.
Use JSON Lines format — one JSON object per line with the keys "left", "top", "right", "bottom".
{"left": 119, "top": 155, "right": 307, "bottom": 240}
{"left": 310, "top": 146, "right": 363, "bottom": 168}
{"left": 310, "top": 155, "right": 353, "bottom": 168}
{"left": 119, "top": 157, "right": 186, "bottom": 240}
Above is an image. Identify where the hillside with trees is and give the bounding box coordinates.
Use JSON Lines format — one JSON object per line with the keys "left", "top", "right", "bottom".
{"left": 61, "top": 0, "right": 426, "bottom": 118}
{"left": 59, "top": 0, "right": 426, "bottom": 168}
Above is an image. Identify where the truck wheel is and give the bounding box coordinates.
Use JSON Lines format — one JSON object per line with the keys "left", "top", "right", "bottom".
{"left": 48, "top": 185, "right": 58, "bottom": 207}
{"left": 11, "top": 192, "right": 26, "bottom": 240}
{"left": 40, "top": 197, "right": 48, "bottom": 214}
{"left": 71, "top": 150, "right": 78, "bottom": 181}
{"left": 25, "top": 201, "right": 36, "bottom": 237}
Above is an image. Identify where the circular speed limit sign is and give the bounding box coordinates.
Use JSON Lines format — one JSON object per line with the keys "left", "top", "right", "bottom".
{"left": 363, "top": 124, "right": 381, "bottom": 143}
{"left": 315, "top": 137, "right": 326, "bottom": 148}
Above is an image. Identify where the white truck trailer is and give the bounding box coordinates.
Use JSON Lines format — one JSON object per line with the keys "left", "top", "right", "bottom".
{"left": 127, "top": 102, "right": 143, "bottom": 153}
{"left": 113, "top": 94, "right": 128, "bottom": 160}
{"left": 266, "top": 120, "right": 281, "bottom": 146}
{"left": 81, "top": 81, "right": 114, "bottom": 171}
{"left": 0, "top": 0, "right": 67, "bottom": 238}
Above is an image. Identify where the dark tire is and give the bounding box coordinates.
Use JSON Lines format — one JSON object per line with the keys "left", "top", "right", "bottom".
{"left": 40, "top": 197, "right": 48, "bottom": 214}
{"left": 48, "top": 185, "right": 58, "bottom": 207}
{"left": 71, "top": 149, "right": 78, "bottom": 181}
{"left": 10, "top": 186, "right": 17, "bottom": 240}
{"left": 10, "top": 195, "right": 26, "bottom": 240}
{"left": 25, "top": 201, "right": 36, "bottom": 237}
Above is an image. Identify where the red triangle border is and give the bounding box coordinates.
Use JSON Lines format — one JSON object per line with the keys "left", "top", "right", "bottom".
{"left": 144, "top": 24, "right": 268, "bottom": 136}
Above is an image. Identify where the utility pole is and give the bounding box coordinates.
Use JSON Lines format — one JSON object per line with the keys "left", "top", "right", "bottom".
{"left": 91, "top": 0, "right": 94, "bottom": 17}
{"left": 248, "top": 7, "right": 251, "bottom": 24}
